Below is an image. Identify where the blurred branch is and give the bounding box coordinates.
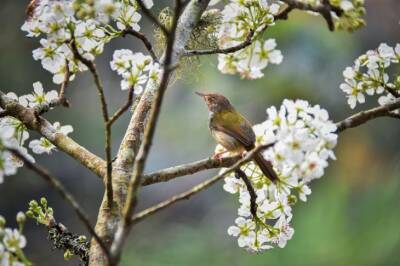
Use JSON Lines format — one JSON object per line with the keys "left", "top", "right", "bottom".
{"left": 280, "top": 0, "right": 343, "bottom": 31}
{"left": 122, "top": 28, "right": 159, "bottom": 62}
{"left": 136, "top": 0, "right": 169, "bottom": 35}
{"left": 131, "top": 144, "right": 274, "bottom": 224}
{"left": 8, "top": 148, "right": 110, "bottom": 261}
{"left": 336, "top": 97, "right": 400, "bottom": 132}
{"left": 0, "top": 91, "right": 106, "bottom": 178}
{"left": 71, "top": 38, "right": 114, "bottom": 209}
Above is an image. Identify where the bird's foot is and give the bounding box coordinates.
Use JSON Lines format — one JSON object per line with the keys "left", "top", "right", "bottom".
{"left": 213, "top": 150, "right": 228, "bottom": 160}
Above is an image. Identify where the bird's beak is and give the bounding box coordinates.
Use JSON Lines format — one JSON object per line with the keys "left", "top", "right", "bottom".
{"left": 195, "top": 91, "right": 207, "bottom": 98}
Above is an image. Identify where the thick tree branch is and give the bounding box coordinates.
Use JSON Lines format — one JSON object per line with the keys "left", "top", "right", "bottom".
{"left": 8, "top": 148, "right": 110, "bottom": 261}
{"left": 0, "top": 92, "right": 106, "bottom": 178}
{"left": 141, "top": 154, "right": 241, "bottom": 186}
{"left": 131, "top": 144, "right": 274, "bottom": 224}
{"left": 109, "top": 2, "right": 184, "bottom": 262}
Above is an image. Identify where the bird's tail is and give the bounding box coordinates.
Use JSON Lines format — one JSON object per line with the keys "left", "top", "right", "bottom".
{"left": 253, "top": 152, "right": 279, "bottom": 182}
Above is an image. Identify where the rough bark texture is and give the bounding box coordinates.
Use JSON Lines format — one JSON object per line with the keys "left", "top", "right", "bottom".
{"left": 89, "top": 1, "right": 211, "bottom": 265}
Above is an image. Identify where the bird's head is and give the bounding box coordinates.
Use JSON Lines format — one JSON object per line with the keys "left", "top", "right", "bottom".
{"left": 195, "top": 92, "right": 234, "bottom": 113}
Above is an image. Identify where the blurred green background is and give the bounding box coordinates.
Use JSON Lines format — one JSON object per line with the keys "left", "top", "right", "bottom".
{"left": 1, "top": 0, "right": 400, "bottom": 265}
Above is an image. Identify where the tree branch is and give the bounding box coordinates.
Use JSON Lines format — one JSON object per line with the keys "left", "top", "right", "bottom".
{"left": 8, "top": 148, "right": 110, "bottom": 261}
{"left": 0, "top": 91, "right": 106, "bottom": 178}
{"left": 280, "top": 0, "right": 343, "bottom": 31}
{"left": 136, "top": 0, "right": 169, "bottom": 35}
{"left": 336, "top": 97, "right": 400, "bottom": 132}
{"left": 71, "top": 38, "right": 113, "bottom": 209}
{"left": 141, "top": 154, "right": 241, "bottom": 186}
{"left": 122, "top": 28, "right": 159, "bottom": 62}
{"left": 141, "top": 98, "right": 400, "bottom": 187}
{"left": 183, "top": 30, "right": 254, "bottom": 56}
{"left": 107, "top": 87, "right": 135, "bottom": 126}
{"left": 131, "top": 143, "right": 274, "bottom": 224}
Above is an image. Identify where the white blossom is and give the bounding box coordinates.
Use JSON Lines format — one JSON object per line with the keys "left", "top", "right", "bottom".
{"left": 340, "top": 43, "right": 400, "bottom": 109}
{"left": 3, "top": 228, "right": 27, "bottom": 253}
{"left": 223, "top": 100, "right": 337, "bottom": 252}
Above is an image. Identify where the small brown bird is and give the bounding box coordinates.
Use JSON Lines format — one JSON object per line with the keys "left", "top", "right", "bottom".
{"left": 196, "top": 92, "right": 278, "bottom": 182}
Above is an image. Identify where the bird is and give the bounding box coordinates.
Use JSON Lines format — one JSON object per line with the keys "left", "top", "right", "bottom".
{"left": 196, "top": 92, "right": 278, "bottom": 182}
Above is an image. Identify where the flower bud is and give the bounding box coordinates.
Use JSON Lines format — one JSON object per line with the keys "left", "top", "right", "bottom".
{"left": 40, "top": 197, "right": 47, "bottom": 207}
{"left": 16, "top": 212, "right": 26, "bottom": 224}
{"left": 29, "top": 200, "right": 38, "bottom": 208}
{"left": 64, "top": 249, "right": 73, "bottom": 261}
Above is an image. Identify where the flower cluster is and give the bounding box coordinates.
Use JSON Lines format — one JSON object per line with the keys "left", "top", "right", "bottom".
{"left": 0, "top": 213, "right": 30, "bottom": 265}
{"left": 340, "top": 43, "right": 400, "bottom": 109}
{"left": 216, "top": 0, "right": 283, "bottom": 79}
{"left": 0, "top": 83, "right": 73, "bottom": 183}
{"left": 221, "top": 99, "right": 337, "bottom": 252}
{"left": 21, "top": 0, "right": 153, "bottom": 84}
{"left": 330, "top": 0, "right": 366, "bottom": 31}
{"left": 110, "top": 49, "right": 161, "bottom": 93}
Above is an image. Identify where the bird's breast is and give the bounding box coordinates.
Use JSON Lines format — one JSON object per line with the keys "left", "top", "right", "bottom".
{"left": 210, "top": 128, "right": 244, "bottom": 153}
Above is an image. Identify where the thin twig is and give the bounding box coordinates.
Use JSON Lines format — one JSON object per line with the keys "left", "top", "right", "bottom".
{"left": 108, "top": 87, "right": 135, "bottom": 126}
{"left": 131, "top": 144, "right": 274, "bottom": 224}
{"left": 183, "top": 30, "right": 254, "bottom": 56}
{"left": 122, "top": 28, "right": 159, "bottom": 62}
{"left": 71, "top": 38, "right": 113, "bottom": 209}
{"left": 8, "top": 148, "right": 111, "bottom": 261}
{"left": 235, "top": 169, "right": 258, "bottom": 217}
{"left": 136, "top": 0, "right": 169, "bottom": 35}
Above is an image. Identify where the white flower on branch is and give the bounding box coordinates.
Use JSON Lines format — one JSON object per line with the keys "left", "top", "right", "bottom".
{"left": 20, "top": 82, "right": 58, "bottom": 108}
{"left": 111, "top": 49, "right": 157, "bottom": 93}
{"left": 29, "top": 122, "right": 73, "bottom": 155}
{"left": 222, "top": 99, "right": 337, "bottom": 252}
{"left": 216, "top": 1, "right": 283, "bottom": 79}
{"left": 340, "top": 42, "right": 400, "bottom": 109}
{"left": 2, "top": 228, "right": 27, "bottom": 253}
{"left": 116, "top": 4, "right": 142, "bottom": 31}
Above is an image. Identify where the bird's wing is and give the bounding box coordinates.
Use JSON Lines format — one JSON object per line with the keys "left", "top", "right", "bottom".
{"left": 211, "top": 111, "right": 256, "bottom": 150}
